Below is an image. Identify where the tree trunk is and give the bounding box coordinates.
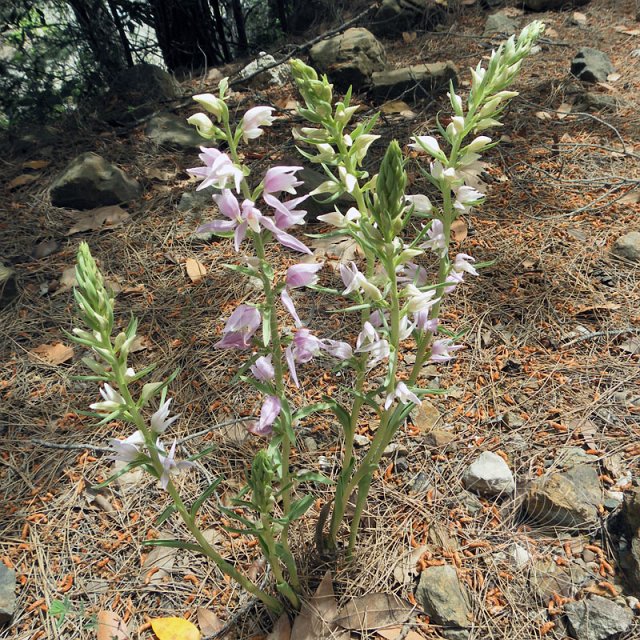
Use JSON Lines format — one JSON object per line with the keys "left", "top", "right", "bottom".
{"left": 150, "top": 0, "right": 224, "bottom": 72}
{"left": 209, "top": 0, "right": 231, "bottom": 63}
{"left": 229, "top": 0, "right": 248, "bottom": 55}
{"left": 273, "top": 0, "right": 288, "bottom": 33}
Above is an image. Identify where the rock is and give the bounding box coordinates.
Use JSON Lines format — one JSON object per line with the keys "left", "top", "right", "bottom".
{"left": 371, "top": 62, "right": 458, "bottom": 102}
{"left": 238, "top": 52, "right": 290, "bottom": 89}
{"left": 576, "top": 92, "right": 619, "bottom": 112}
{"left": 178, "top": 187, "right": 215, "bottom": 213}
{"left": 462, "top": 451, "right": 515, "bottom": 497}
{"left": 565, "top": 595, "right": 633, "bottom": 640}
{"left": 416, "top": 565, "right": 472, "bottom": 629}
{"left": 370, "top": 0, "right": 446, "bottom": 37}
{"left": 50, "top": 153, "right": 141, "bottom": 210}
{"left": 0, "top": 563, "right": 15, "bottom": 623}
{"left": 557, "top": 446, "right": 594, "bottom": 469}
{"left": 425, "top": 428, "right": 455, "bottom": 448}
{"left": 146, "top": 113, "right": 203, "bottom": 150}
{"left": 612, "top": 232, "right": 640, "bottom": 262}
{"left": 101, "top": 64, "right": 181, "bottom": 124}
{"left": 571, "top": 48, "right": 615, "bottom": 84}
{"left": 383, "top": 443, "right": 408, "bottom": 458}
{"left": 411, "top": 472, "right": 431, "bottom": 494}
{"left": 455, "top": 490, "right": 483, "bottom": 515}
{"left": 531, "top": 559, "right": 590, "bottom": 600}
{"left": 483, "top": 13, "right": 518, "bottom": 37}
{"left": 395, "top": 457, "right": 409, "bottom": 473}
{"left": 304, "top": 437, "right": 318, "bottom": 453}
{"left": 353, "top": 434, "right": 370, "bottom": 448}
{"left": 442, "top": 630, "right": 469, "bottom": 640}
{"left": 619, "top": 487, "right": 640, "bottom": 534}
{"left": 411, "top": 398, "right": 441, "bottom": 432}
{"left": 501, "top": 411, "right": 525, "bottom": 429}
{"left": 309, "top": 28, "right": 386, "bottom": 90}
{"left": 524, "top": 0, "right": 590, "bottom": 10}
{"left": 523, "top": 464, "right": 602, "bottom": 530}
{"left": 508, "top": 544, "right": 531, "bottom": 569}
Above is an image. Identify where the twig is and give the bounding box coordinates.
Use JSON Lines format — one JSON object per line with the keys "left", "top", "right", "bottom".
{"left": 227, "top": 4, "right": 378, "bottom": 88}
{"left": 561, "top": 327, "right": 640, "bottom": 348}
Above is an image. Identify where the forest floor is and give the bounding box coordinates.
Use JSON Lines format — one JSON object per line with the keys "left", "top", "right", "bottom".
{"left": 1, "top": 1, "right": 639, "bottom": 639}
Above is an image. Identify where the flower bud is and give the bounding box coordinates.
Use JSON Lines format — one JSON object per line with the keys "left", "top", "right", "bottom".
{"left": 374, "top": 140, "right": 406, "bottom": 238}
{"left": 465, "top": 135, "right": 492, "bottom": 153}
{"left": 187, "top": 113, "right": 216, "bottom": 139}
{"left": 193, "top": 93, "right": 227, "bottom": 120}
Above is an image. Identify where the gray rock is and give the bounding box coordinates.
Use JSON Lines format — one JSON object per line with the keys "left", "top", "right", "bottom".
{"left": 178, "top": 186, "right": 215, "bottom": 213}
{"left": 238, "top": 53, "right": 290, "bottom": 89}
{"left": 576, "top": 92, "right": 619, "bottom": 112}
{"left": 442, "top": 630, "right": 469, "bottom": 640}
{"left": 501, "top": 411, "right": 525, "bottom": 429}
{"left": 50, "top": 153, "right": 141, "bottom": 210}
{"left": 303, "top": 436, "right": 318, "bottom": 453}
{"left": 571, "top": 48, "right": 615, "bottom": 84}
{"left": 531, "top": 559, "right": 590, "bottom": 600}
{"left": 146, "top": 113, "right": 203, "bottom": 150}
{"left": 411, "top": 471, "right": 431, "bottom": 494}
{"left": 0, "top": 564, "right": 15, "bottom": 623}
{"left": 424, "top": 428, "right": 455, "bottom": 448}
{"left": 462, "top": 451, "right": 515, "bottom": 497}
{"left": 612, "top": 232, "right": 640, "bottom": 262}
{"left": 523, "top": 464, "right": 602, "bottom": 530}
{"left": 416, "top": 564, "right": 472, "bottom": 628}
{"left": 371, "top": 62, "right": 458, "bottom": 102}
{"left": 565, "top": 595, "right": 633, "bottom": 640}
{"left": 524, "top": 0, "right": 590, "bottom": 10}
{"left": 101, "top": 64, "right": 181, "bottom": 124}
{"left": 455, "top": 490, "right": 483, "bottom": 515}
{"left": 557, "top": 446, "right": 594, "bottom": 469}
{"left": 483, "top": 13, "right": 518, "bottom": 37}
{"left": 370, "top": 0, "right": 446, "bottom": 36}
{"left": 309, "top": 28, "right": 386, "bottom": 90}
{"left": 353, "top": 434, "right": 370, "bottom": 448}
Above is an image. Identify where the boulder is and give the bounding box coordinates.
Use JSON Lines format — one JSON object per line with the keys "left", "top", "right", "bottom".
{"left": 524, "top": 0, "right": 590, "bottom": 9}
{"left": 309, "top": 28, "right": 386, "bottom": 90}
{"left": 0, "top": 564, "right": 15, "bottom": 624}
{"left": 565, "top": 595, "right": 633, "bottom": 640}
{"left": 370, "top": 0, "right": 446, "bottom": 37}
{"left": 483, "top": 13, "right": 518, "bottom": 37}
{"left": 101, "top": 64, "right": 181, "bottom": 124}
{"left": 146, "top": 113, "right": 203, "bottom": 150}
{"left": 238, "top": 52, "right": 290, "bottom": 89}
{"left": 571, "top": 48, "right": 615, "bottom": 84}
{"left": 50, "top": 153, "right": 141, "bottom": 210}
{"left": 371, "top": 62, "right": 458, "bottom": 102}
{"left": 523, "top": 464, "right": 602, "bottom": 530}
{"left": 612, "top": 232, "right": 640, "bottom": 262}
{"left": 462, "top": 451, "right": 515, "bottom": 497}
{"left": 530, "top": 558, "right": 590, "bottom": 600}
{"left": 416, "top": 564, "right": 472, "bottom": 629}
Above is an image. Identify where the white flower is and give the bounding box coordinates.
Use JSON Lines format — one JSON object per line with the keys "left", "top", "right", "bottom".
{"left": 187, "top": 113, "right": 215, "bottom": 138}
{"left": 410, "top": 135, "right": 443, "bottom": 159}
{"left": 405, "top": 194, "right": 432, "bottom": 214}
{"left": 338, "top": 166, "right": 358, "bottom": 193}
{"left": 108, "top": 430, "right": 145, "bottom": 462}
{"left": 465, "top": 136, "right": 492, "bottom": 153}
{"left": 404, "top": 284, "right": 439, "bottom": 314}
{"left": 241, "top": 106, "right": 275, "bottom": 142}
{"left": 384, "top": 382, "right": 421, "bottom": 410}
{"left": 150, "top": 398, "right": 180, "bottom": 434}
{"left": 317, "top": 207, "right": 361, "bottom": 228}
{"left": 90, "top": 384, "right": 125, "bottom": 413}
{"left": 193, "top": 93, "right": 226, "bottom": 119}
{"left": 446, "top": 116, "right": 465, "bottom": 138}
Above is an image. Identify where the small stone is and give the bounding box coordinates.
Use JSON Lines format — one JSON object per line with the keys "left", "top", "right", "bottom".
{"left": 456, "top": 490, "right": 483, "bottom": 515}
{"left": 394, "top": 457, "right": 409, "bottom": 473}
{"left": 442, "top": 630, "right": 469, "bottom": 640}
{"left": 571, "top": 48, "right": 615, "bottom": 84}
{"left": 501, "top": 412, "right": 524, "bottom": 429}
{"left": 626, "top": 596, "right": 639, "bottom": 610}
{"left": 353, "top": 434, "right": 370, "bottom": 448}
{"left": 583, "top": 549, "right": 597, "bottom": 563}
{"left": 411, "top": 472, "right": 431, "bottom": 494}
{"left": 238, "top": 52, "right": 290, "bottom": 89}
{"left": 416, "top": 564, "right": 472, "bottom": 628}
{"left": 411, "top": 398, "right": 441, "bottom": 433}
{"left": 0, "top": 564, "right": 16, "bottom": 624}
{"left": 383, "top": 443, "right": 408, "bottom": 458}
{"left": 178, "top": 187, "right": 215, "bottom": 213}
{"left": 424, "top": 429, "right": 455, "bottom": 448}
{"left": 483, "top": 13, "right": 518, "bottom": 37}
{"left": 612, "top": 232, "right": 640, "bottom": 262}
{"left": 508, "top": 544, "right": 531, "bottom": 569}
{"left": 304, "top": 437, "right": 318, "bottom": 453}
{"left": 605, "top": 491, "right": 624, "bottom": 509}
{"left": 565, "top": 595, "right": 633, "bottom": 640}
{"left": 557, "top": 446, "right": 594, "bottom": 469}
{"left": 531, "top": 559, "right": 589, "bottom": 600}
{"left": 462, "top": 451, "right": 515, "bottom": 497}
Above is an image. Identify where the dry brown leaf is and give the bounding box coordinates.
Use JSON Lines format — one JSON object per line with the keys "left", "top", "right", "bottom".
{"left": 401, "top": 32, "right": 416, "bottom": 43}
{"left": 29, "top": 342, "right": 74, "bottom": 365}
{"left": 96, "top": 610, "right": 130, "bottom": 640}
{"left": 275, "top": 97, "right": 298, "bottom": 110}
{"left": 607, "top": 72, "right": 621, "bottom": 83}
{"left": 67, "top": 205, "right": 130, "bottom": 235}
{"left": 267, "top": 614, "right": 292, "bottom": 640}
{"left": 535, "top": 111, "right": 552, "bottom": 121}
{"left": 129, "top": 335, "right": 151, "bottom": 353}
{"left": 566, "top": 418, "right": 599, "bottom": 450}
{"left": 619, "top": 336, "right": 640, "bottom": 354}
{"left": 572, "top": 12, "right": 587, "bottom": 25}
{"left": 335, "top": 593, "right": 414, "bottom": 631}
{"left": 557, "top": 103, "right": 572, "bottom": 119}
{"left": 8, "top": 174, "right": 39, "bottom": 189}
{"left": 450, "top": 218, "right": 468, "bottom": 243}
{"left": 291, "top": 571, "right": 348, "bottom": 640}
{"left": 381, "top": 100, "right": 411, "bottom": 114}
{"left": 411, "top": 400, "right": 441, "bottom": 434}
{"left": 619, "top": 191, "right": 640, "bottom": 204}
{"left": 545, "top": 27, "right": 559, "bottom": 38}
{"left": 146, "top": 167, "right": 176, "bottom": 182}
{"left": 378, "top": 625, "right": 425, "bottom": 640}
{"left": 197, "top": 607, "right": 224, "bottom": 636}
{"left": 501, "top": 7, "right": 524, "bottom": 17}
{"left": 614, "top": 25, "right": 640, "bottom": 36}
{"left": 393, "top": 544, "right": 429, "bottom": 586}
{"left": 22, "top": 160, "right": 50, "bottom": 170}
{"left": 142, "top": 540, "right": 177, "bottom": 585}
{"left": 186, "top": 257, "right": 207, "bottom": 283}
{"left": 574, "top": 302, "right": 621, "bottom": 315}
{"left": 311, "top": 235, "right": 361, "bottom": 269}
{"left": 462, "top": 0, "right": 476, "bottom": 5}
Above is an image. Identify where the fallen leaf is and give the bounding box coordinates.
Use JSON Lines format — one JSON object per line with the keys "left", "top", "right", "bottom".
{"left": 97, "top": 610, "right": 130, "bottom": 640}
{"left": 377, "top": 625, "right": 425, "bottom": 640}
{"left": 335, "top": 593, "right": 414, "bottom": 630}
{"left": 22, "top": 160, "right": 50, "bottom": 170}
{"left": 607, "top": 72, "right": 621, "bottom": 83}
{"left": 501, "top": 7, "right": 524, "bottom": 17}
{"left": 58, "top": 266, "right": 77, "bottom": 293}
{"left": 614, "top": 25, "right": 640, "bottom": 36}
{"left": 8, "top": 174, "right": 39, "bottom": 189}
{"left": 147, "top": 167, "right": 176, "bottom": 182}
{"left": 557, "top": 103, "right": 572, "bottom": 119}
{"left": 311, "top": 235, "right": 361, "bottom": 268}
{"left": 462, "top": 0, "right": 476, "bottom": 5}
{"left": 29, "top": 342, "right": 74, "bottom": 365}
{"left": 545, "top": 27, "right": 559, "bottom": 38}
{"left": 574, "top": 302, "right": 621, "bottom": 315}
{"left": 32, "top": 239, "right": 58, "bottom": 259}
{"left": 275, "top": 97, "right": 298, "bottom": 110}
{"left": 142, "top": 539, "right": 177, "bottom": 585}
{"left": 186, "top": 258, "right": 207, "bottom": 283}
{"left": 197, "top": 608, "right": 224, "bottom": 636}
{"left": 572, "top": 11, "right": 587, "bottom": 25}
{"left": 401, "top": 31, "right": 416, "bottom": 43}
{"left": 393, "top": 544, "right": 429, "bottom": 585}
{"left": 619, "top": 336, "right": 640, "bottom": 354}
{"left": 381, "top": 100, "right": 411, "bottom": 114}
{"left": 619, "top": 191, "right": 640, "bottom": 204}
{"left": 151, "top": 617, "right": 201, "bottom": 640}
{"left": 450, "top": 218, "right": 468, "bottom": 243}
{"left": 411, "top": 400, "right": 441, "bottom": 434}
{"left": 67, "top": 205, "right": 130, "bottom": 235}
{"left": 291, "top": 571, "right": 348, "bottom": 640}
{"left": 129, "top": 335, "right": 151, "bottom": 353}
{"left": 267, "top": 614, "right": 291, "bottom": 640}
{"left": 535, "top": 111, "right": 552, "bottom": 121}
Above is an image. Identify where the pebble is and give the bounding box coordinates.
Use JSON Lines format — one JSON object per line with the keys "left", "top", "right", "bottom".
{"left": 353, "top": 434, "right": 370, "bottom": 447}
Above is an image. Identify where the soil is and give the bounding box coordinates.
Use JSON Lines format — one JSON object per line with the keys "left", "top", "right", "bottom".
{"left": 1, "top": 1, "right": 639, "bottom": 639}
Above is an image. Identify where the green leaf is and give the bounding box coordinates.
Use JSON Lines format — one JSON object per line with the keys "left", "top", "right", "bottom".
{"left": 295, "top": 470, "right": 334, "bottom": 485}
{"left": 142, "top": 539, "right": 203, "bottom": 552}
{"left": 222, "top": 262, "right": 258, "bottom": 278}
{"left": 286, "top": 494, "right": 315, "bottom": 522}
{"left": 322, "top": 397, "right": 352, "bottom": 432}
{"left": 92, "top": 459, "right": 150, "bottom": 489}
{"left": 154, "top": 504, "right": 177, "bottom": 527}
{"left": 190, "top": 477, "right": 222, "bottom": 517}
{"left": 293, "top": 401, "right": 334, "bottom": 422}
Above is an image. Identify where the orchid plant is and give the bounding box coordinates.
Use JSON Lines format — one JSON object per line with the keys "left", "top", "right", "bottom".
{"left": 70, "top": 21, "right": 543, "bottom": 612}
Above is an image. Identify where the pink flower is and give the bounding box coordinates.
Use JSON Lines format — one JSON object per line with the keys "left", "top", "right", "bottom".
{"left": 321, "top": 339, "right": 352, "bottom": 360}
{"left": 286, "top": 263, "right": 323, "bottom": 288}
{"left": 215, "top": 304, "right": 261, "bottom": 349}
{"left": 285, "top": 328, "right": 323, "bottom": 387}
{"left": 281, "top": 288, "right": 302, "bottom": 327}
{"left": 264, "top": 193, "right": 308, "bottom": 229}
{"left": 421, "top": 219, "right": 447, "bottom": 257}
{"left": 414, "top": 312, "right": 438, "bottom": 333}
{"left": 443, "top": 269, "right": 465, "bottom": 294}
{"left": 263, "top": 166, "right": 303, "bottom": 195}
{"left": 384, "top": 382, "right": 421, "bottom": 410}
{"left": 355, "top": 322, "right": 390, "bottom": 369}
{"left": 453, "top": 253, "right": 478, "bottom": 276}
{"left": 242, "top": 106, "right": 275, "bottom": 142}
{"left": 158, "top": 440, "right": 193, "bottom": 490}
{"left": 430, "top": 339, "right": 463, "bottom": 363}
{"left": 150, "top": 399, "right": 180, "bottom": 434}
{"left": 250, "top": 355, "right": 275, "bottom": 382}
{"left": 260, "top": 217, "right": 311, "bottom": 254}
{"left": 187, "top": 147, "right": 243, "bottom": 193}
{"left": 248, "top": 396, "right": 281, "bottom": 436}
